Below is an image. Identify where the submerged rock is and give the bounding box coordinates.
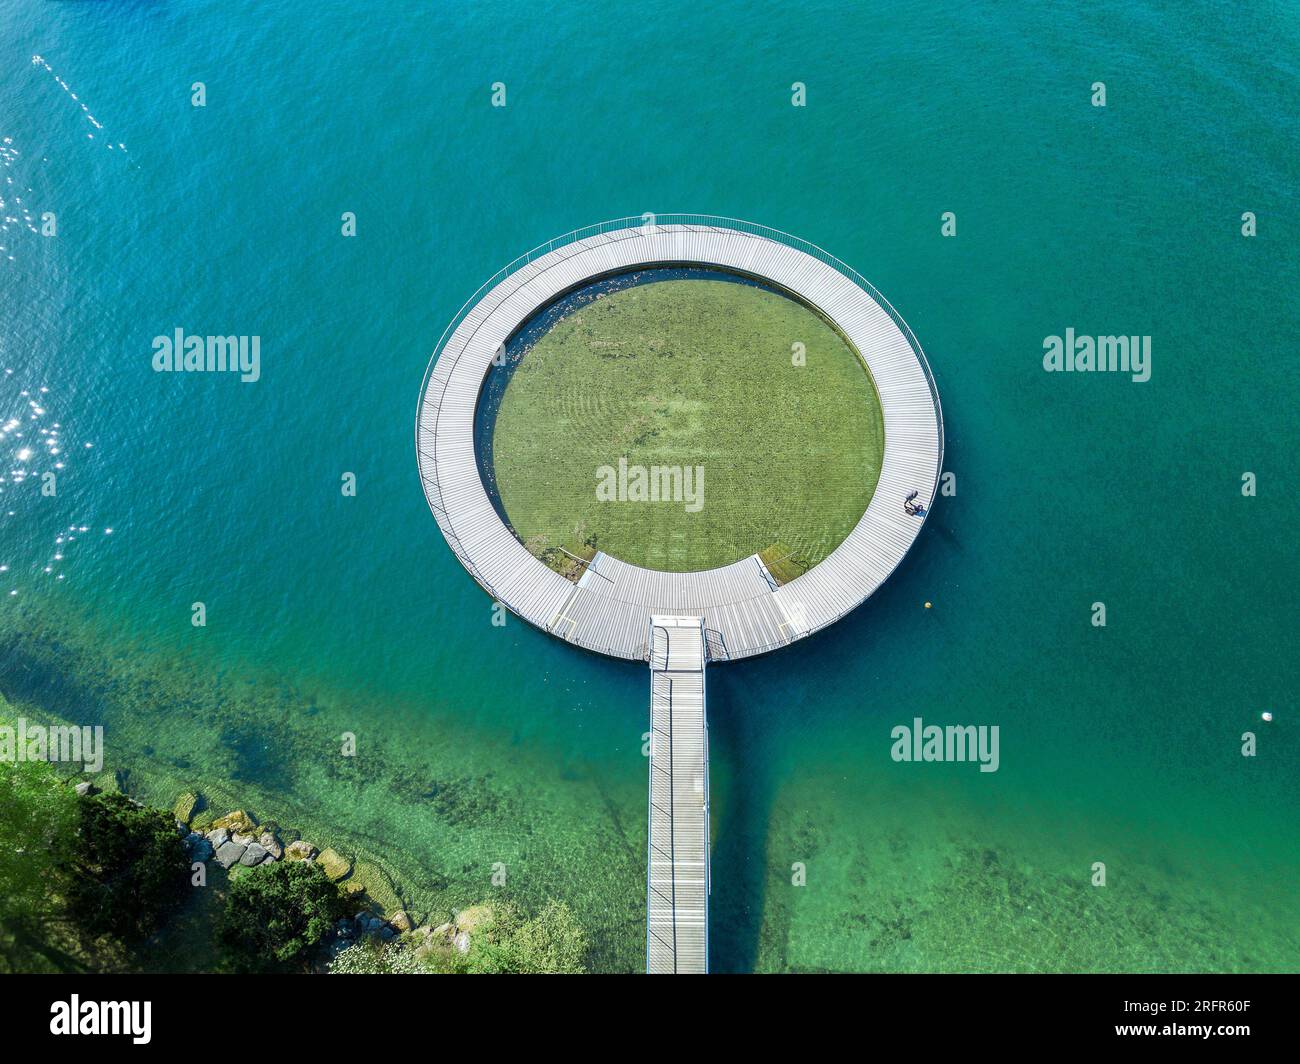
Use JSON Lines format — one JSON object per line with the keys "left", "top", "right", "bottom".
{"left": 93, "top": 771, "right": 121, "bottom": 795}
{"left": 388, "top": 910, "right": 413, "bottom": 933}
{"left": 454, "top": 905, "right": 494, "bottom": 933}
{"left": 349, "top": 861, "right": 402, "bottom": 915}
{"left": 172, "top": 791, "right": 201, "bottom": 824}
{"left": 190, "top": 808, "right": 216, "bottom": 832}
{"left": 316, "top": 848, "right": 351, "bottom": 881}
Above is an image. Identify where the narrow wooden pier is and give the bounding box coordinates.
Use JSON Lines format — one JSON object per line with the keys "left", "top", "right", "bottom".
{"left": 646, "top": 616, "right": 709, "bottom": 973}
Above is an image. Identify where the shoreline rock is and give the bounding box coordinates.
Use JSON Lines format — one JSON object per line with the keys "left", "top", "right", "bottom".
{"left": 239, "top": 842, "right": 269, "bottom": 867}
{"left": 316, "top": 848, "right": 352, "bottom": 882}
{"left": 172, "top": 791, "right": 202, "bottom": 824}
{"left": 285, "top": 840, "right": 317, "bottom": 862}
{"left": 94, "top": 783, "right": 416, "bottom": 957}
{"left": 63, "top": 758, "right": 425, "bottom": 964}
{"left": 211, "top": 810, "right": 258, "bottom": 836}
{"left": 214, "top": 840, "right": 247, "bottom": 869}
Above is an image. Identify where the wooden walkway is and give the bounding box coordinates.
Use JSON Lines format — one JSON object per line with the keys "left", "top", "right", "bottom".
{"left": 416, "top": 218, "right": 943, "bottom": 662}
{"left": 646, "top": 617, "right": 709, "bottom": 973}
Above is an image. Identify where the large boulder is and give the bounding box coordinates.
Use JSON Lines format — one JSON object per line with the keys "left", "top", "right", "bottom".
{"left": 172, "top": 792, "right": 201, "bottom": 824}
{"left": 239, "top": 843, "right": 269, "bottom": 867}
{"left": 211, "top": 810, "right": 258, "bottom": 835}
{"left": 315, "top": 848, "right": 352, "bottom": 881}
{"left": 206, "top": 827, "right": 230, "bottom": 849}
{"left": 74, "top": 780, "right": 97, "bottom": 798}
{"left": 214, "top": 840, "right": 247, "bottom": 869}
{"left": 258, "top": 831, "right": 283, "bottom": 860}
{"left": 388, "top": 910, "right": 414, "bottom": 933}
{"left": 285, "top": 840, "right": 317, "bottom": 862}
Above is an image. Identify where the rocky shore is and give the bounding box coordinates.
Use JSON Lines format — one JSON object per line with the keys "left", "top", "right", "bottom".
{"left": 163, "top": 790, "right": 489, "bottom": 965}
{"left": 65, "top": 772, "right": 505, "bottom": 971}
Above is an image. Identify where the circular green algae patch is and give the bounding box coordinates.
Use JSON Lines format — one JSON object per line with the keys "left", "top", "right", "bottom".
{"left": 489, "top": 275, "right": 885, "bottom": 577}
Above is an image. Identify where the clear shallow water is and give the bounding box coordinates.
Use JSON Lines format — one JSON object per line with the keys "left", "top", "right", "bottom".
{"left": 0, "top": 0, "right": 1296, "bottom": 971}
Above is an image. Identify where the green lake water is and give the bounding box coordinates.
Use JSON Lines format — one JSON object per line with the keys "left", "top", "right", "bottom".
{"left": 0, "top": 0, "right": 1296, "bottom": 971}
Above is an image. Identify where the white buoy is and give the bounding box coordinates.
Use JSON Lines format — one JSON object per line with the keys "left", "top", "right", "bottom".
{"left": 1261, "top": 711, "right": 1273, "bottom": 722}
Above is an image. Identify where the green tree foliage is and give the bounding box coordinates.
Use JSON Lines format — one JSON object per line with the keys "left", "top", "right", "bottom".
{"left": 0, "top": 738, "right": 81, "bottom": 972}
{"left": 216, "top": 859, "right": 349, "bottom": 972}
{"left": 65, "top": 792, "right": 189, "bottom": 941}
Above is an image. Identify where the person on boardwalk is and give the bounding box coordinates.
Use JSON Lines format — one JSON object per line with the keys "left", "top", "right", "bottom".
{"left": 904, "top": 490, "right": 928, "bottom": 518}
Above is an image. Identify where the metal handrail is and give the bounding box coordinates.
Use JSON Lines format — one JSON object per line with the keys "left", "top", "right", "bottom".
{"left": 414, "top": 215, "right": 947, "bottom": 651}
{"left": 649, "top": 624, "right": 672, "bottom": 671}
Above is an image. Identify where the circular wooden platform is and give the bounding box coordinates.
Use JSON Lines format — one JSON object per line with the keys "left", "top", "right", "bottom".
{"left": 416, "top": 217, "right": 943, "bottom": 662}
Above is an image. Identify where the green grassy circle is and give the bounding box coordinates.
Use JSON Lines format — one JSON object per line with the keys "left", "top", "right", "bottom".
{"left": 490, "top": 276, "right": 885, "bottom": 577}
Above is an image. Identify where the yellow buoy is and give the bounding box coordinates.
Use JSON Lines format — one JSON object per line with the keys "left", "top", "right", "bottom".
{"left": 924, "top": 601, "right": 932, "bottom": 609}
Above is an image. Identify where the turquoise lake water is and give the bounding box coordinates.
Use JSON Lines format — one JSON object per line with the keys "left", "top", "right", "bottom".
{"left": 0, "top": 1, "right": 1296, "bottom": 971}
